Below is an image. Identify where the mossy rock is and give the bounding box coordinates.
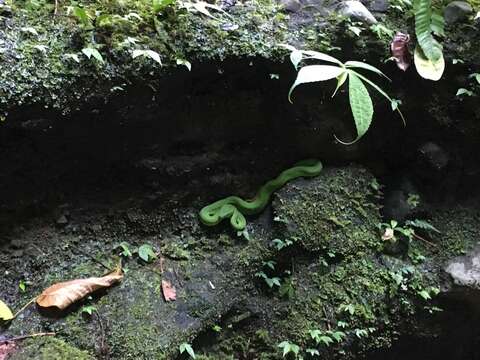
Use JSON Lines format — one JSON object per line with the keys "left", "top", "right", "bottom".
{"left": 9, "top": 337, "right": 94, "bottom": 360}
{"left": 272, "top": 166, "right": 381, "bottom": 256}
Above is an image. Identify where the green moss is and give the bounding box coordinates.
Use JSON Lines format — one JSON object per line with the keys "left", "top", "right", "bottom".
{"left": 273, "top": 166, "right": 381, "bottom": 257}
{"left": 8, "top": 337, "right": 94, "bottom": 360}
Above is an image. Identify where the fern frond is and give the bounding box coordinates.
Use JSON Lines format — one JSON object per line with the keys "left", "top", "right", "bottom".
{"left": 413, "top": 0, "right": 443, "bottom": 62}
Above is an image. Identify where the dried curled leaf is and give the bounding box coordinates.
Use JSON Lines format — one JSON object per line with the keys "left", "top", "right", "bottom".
{"left": 36, "top": 269, "right": 123, "bottom": 310}
{"left": 162, "top": 280, "right": 176, "bottom": 302}
{"left": 391, "top": 32, "right": 411, "bottom": 71}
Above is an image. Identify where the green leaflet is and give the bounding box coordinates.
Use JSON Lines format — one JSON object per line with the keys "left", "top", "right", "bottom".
{"left": 340, "top": 72, "right": 373, "bottom": 144}
{"left": 414, "top": 0, "right": 443, "bottom": 62}
{"left": 288, "top": 65, "right": 345, "bottom": 103}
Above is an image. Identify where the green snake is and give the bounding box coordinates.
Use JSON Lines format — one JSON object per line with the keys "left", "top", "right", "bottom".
{"left": 199, "top": 159, "right": 323, "bottom": 230}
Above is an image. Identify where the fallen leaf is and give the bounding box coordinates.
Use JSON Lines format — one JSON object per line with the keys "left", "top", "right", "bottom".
{"left": 0, "top": 300, "right": 14, "bottom": 322}
{"left": 162, "top": 280, "right": 176, "bottom": 302}
{"left": 36, "top": 269, "right": 123, "bottom": 310}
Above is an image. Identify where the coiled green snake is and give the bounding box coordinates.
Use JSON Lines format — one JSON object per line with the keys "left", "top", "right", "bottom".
{"left": 199, "top": 159, "right": 323, "bottom": 230}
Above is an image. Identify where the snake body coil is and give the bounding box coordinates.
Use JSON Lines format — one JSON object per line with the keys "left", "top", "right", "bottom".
{"left": 199, "top": 159, "right": 323, "bottom": 230}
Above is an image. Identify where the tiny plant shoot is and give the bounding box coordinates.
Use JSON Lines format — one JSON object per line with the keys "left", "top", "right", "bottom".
{"left": 281, "top": 44, "right": 405, "bottom": 144}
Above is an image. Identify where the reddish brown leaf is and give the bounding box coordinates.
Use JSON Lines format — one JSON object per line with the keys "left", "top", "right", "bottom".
{"left": 162, "top": 280, "right": 176, "bottom": 302}
{"left": 36, "top": 269, "right": 123, "bottom": 310}
{"left": 391, "top": 32, "right": 411, "bottom": 71}
{"left": 0, "top": 342, "right": 16, "bottom": 360}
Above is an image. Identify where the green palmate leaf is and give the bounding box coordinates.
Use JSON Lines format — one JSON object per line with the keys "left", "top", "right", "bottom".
{"left": 289, "top": 65, "right": 345, "bottom": 102}
{"left": 351, "top": 70, "right": 406, "bottom": 125}
{"left": 345, "top": 61, "right": 390, "bottom": 80}
{"left": 413, "top": 0, "right": 443, "bottom": 62}
{"left": 335, "top": 72, "right": 373, "bottom": 144}
{"left": 301, "top": 50, "right": 343, "bottom": 65}
{"left": 0, "top": 300, "right": 14, "bottom": 322}
{"left": 414, "top": 45, "right": 444, "bottom": 81}
{"left": 290, "top": 50, "right": 303, "bottom": 70}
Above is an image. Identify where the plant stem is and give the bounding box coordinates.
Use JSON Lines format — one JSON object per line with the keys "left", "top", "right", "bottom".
{"left": 13, "top": 297, "right": 36, "bottom": 319}
{"left": 0, "top": 332, "right": 55, "bottom": 345}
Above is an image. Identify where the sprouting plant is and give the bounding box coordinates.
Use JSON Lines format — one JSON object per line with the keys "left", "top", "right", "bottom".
{"left": 456, "top": 72, "right": 479, "bottom": 98}
{"left": 306, "top": 348, "right": 320, "bottom": 356}
{"left": 271, "top": 238, "right": 293, "bottom": 251}
{"left": 281, "top": 45, "right": 405, "bottom": 144}
{"left": 212, "top": 324, "right": 222, "bottom": 332}
{"left": 379, "top": 219, "right": 440, "bottom": 247}
{"left": 413, "top": 0, "right": 445, "bottom": 80}
{"left": 18, "top": 280, "right": 27, "bottom": 293}
{"left": 379, "top": 220, "right": 413, "bottom": 242}
{"left": 138, "top": 244, "right": 157, "bottom": 263}
{"left": 118, "top": 242, "right": 133, "bottom": 258}
{"left": 255, "top": 271, "right": 281, "bottom": 288}
{"left": 354, "top": 328, "right": 369, "bottom": 338}
{"left": 132, "top": 49, "right": 162, "bottom": 66}
{"left": 82, "top": 47, "right": 104, "bottom": 63}
{"left": 417, "top": 286, "right": 440, "bottom": 300}
{"left": 179, "top": 342, "right": 196, "bottom": 359}
{"left": 309, "top": 329, "right": 346, "bottom": 346}
{"left": 339, "top": 303, "right": 356, "bottom": 316}
{"left": 67, "top": 6, "right": 93, "bottom": 28}
{"left": 80, "top": 305, "right": 97, "bottom": 316}
{"left": 279, "top": 277, "right": 295, "bottom": 299}
{"left": 278, "top": 341, "right": 300, "bottom": 358}
{"left": 370, "top": 23, "right": 394, "bottom": 40}
{"left": 179, "top": 0, "right": 232, "bottom": 19}
{"left": 153, "top": 0, "right": 176, "bottom": 13}
{"left": 407, "top": 193, "right": 420, "bottom": 208}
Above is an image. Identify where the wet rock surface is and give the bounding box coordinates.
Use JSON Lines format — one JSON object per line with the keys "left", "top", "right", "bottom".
{"left": 1, "top": 162, "right": 479, "bottom": 359}
{"left": 444, "top": 1, "right": 473, "bottom": 24}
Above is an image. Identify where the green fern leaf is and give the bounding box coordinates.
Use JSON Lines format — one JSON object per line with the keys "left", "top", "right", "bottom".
{"left": 414, "top": 0, "right": 442, "bottom": 62}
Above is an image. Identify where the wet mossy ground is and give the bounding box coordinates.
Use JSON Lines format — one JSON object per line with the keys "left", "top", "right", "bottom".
{"left": 2, "top": 163, "right": 477, "bottom": 359}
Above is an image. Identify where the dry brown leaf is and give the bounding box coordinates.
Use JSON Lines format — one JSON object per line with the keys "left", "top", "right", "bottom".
{"left": 162, "top": 280, "right": 176, "bottom": 302}
{"left": 391, "top": 32, "right": 411, "bottom": 71}
{"left": 36, "top": 269, "right": 123, "bottom": 310}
